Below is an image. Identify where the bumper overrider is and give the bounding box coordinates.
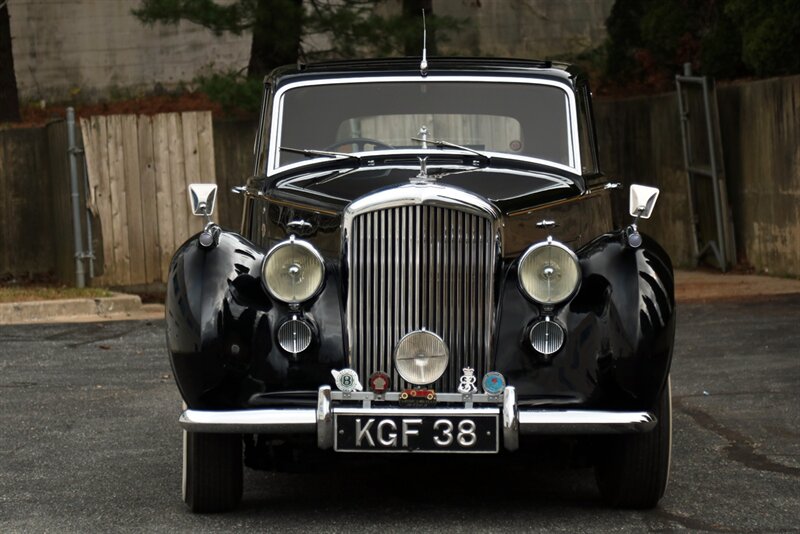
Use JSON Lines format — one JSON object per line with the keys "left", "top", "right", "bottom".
{"left": 179, "top": 386, "right": 657, "bottom": 453}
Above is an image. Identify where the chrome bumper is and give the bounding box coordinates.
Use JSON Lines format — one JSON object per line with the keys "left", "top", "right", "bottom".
{"left": 179, "top": 386, "right": 657, "bottom": 451}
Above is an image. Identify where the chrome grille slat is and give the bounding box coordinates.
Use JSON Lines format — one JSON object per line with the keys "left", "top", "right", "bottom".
{"left": 347, "top": 204, "right": 495, "bottom": 392}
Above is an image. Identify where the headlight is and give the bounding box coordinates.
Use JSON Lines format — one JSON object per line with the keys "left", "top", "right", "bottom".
{"left": 518, "top": 240, "right": 580, "bottom": 305}
{"left": 262, "top": 237, "right": 325, "bottom": 303}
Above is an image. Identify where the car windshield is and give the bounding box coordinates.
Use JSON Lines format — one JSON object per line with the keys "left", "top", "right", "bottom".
{"left": 272, "top": 79, "right": 576, "bottom": 171}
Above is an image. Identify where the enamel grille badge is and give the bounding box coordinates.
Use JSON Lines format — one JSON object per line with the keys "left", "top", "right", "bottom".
{"left": 368, "top": 371, "right": 391, "bottom": 394}
{"left": 457, "top": 367, "right": 478, "bottom": 394}
{"left": 331, "top": 369, "right": 363, "bottom": 392}
{"left": 482, "top": 372, "right": 507, "bottom": 395}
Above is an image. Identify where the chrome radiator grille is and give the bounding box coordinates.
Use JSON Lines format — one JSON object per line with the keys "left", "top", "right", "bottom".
{"left": 346, "top": 204, "right": 496, "bottom": 392}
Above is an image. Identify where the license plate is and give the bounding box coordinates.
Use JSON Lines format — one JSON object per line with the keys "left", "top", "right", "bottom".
{"left": 334, "top": 409, "right": 499, "bottom": 453}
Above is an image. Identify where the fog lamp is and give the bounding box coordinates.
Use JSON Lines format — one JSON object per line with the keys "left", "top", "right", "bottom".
{"left": 277, "top": 316, "right": 313, "bottom": 354}
{"left": 529, "top": 318, "right": 565, "bottom": 355}
{"left": 394, "top": 330, "right": 449, "bottom": 385}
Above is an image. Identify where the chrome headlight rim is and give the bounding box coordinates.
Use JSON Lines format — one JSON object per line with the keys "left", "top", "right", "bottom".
{"left": 517, "top": 239, "right": 581, "bottom": 305}
{"left": 262, "top": 237, "right": 326, "bottom": 304}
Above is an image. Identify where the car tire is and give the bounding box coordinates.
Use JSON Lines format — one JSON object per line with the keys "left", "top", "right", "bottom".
{"left": 594, "top": 376, "right": 672, "bottom": 509}
{"left": 182, "top": 431, "right": 243, "bottom": 513}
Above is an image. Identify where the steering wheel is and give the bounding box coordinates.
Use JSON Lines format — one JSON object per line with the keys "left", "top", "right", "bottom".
{"left": 325, "top": 138, "right": 395, "bottom": 152}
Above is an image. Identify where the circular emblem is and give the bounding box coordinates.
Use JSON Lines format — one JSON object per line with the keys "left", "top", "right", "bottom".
{"left": 482, "top": 372, "right": 506, "bottom": 395}
{"left": 332, "top": 368, "right": 363, "bottom": 392}
{"left": 368, "top": 371, "right": 391, "bottom": 394}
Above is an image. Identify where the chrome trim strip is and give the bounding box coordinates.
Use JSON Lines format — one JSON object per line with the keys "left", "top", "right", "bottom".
{"left": 179, "top": 409, "right": 316, "bottom": 434}
{"left": 267, "top": 75, "right": 581, "bottom": 174}
{"left": 518, "top": 410, "right": 657, "bottom": 434}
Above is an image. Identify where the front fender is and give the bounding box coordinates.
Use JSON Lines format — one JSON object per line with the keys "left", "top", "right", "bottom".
{"left": 166, "top": 231, "right": 271, "bottom": 409}
{"left": 494, "top": 232, "right": 675, "bottom": 410}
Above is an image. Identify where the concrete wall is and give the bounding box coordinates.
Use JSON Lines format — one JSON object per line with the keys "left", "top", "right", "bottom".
{"left": 436, "top": 0, "right": 614, "bottom": 58}
{"left": 8, "top": 0, "right": 612, "bottom": 102}
{"left": 8, "top": 0, "right": 251, "bottom": 101}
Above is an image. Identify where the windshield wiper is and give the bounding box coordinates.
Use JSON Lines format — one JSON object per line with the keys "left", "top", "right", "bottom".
{"left": 280, "top": 146, "right": 361, "bottom": 163}
{"left": 410, "top": 136, "right": 490, "bottom": 162}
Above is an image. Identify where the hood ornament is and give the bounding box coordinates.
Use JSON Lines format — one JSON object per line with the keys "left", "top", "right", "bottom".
{"left": 413, "top": 125, "right": 431, "bottom": 182}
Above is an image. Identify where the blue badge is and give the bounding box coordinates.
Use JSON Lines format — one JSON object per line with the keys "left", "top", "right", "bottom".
{"left": 482, "top": 372, "right": 506, "bottom": 395}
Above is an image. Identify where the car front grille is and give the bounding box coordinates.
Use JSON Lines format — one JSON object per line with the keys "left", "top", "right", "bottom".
{"left": 346, "top": 204, "right": 496, "bottom": 392}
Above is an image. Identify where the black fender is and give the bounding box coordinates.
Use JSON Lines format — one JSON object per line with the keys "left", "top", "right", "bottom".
{"left": 494, "top": 231, "right": 675, "bottom": 410}
{"left": 166, "top": 230, "right": 346, "bottom": 410}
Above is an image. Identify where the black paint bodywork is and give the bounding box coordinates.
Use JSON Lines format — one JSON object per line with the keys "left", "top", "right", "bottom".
{"left": 166, "top": 58, "right": 674, "bottom": 416}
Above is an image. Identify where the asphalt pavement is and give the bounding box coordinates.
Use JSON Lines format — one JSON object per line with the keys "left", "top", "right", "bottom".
{"left": 0, "top": 295, "right": 798, "bottom": 532}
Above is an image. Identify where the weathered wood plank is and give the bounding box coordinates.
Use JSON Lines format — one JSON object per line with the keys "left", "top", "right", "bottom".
{"left": 0, "top": 133, "right": 8, "bottom": 273}
{"left": 168, "top": 113, "right": 189, "bottom": 247}
{"left": 153, "top": 113, "right": 175, "bottom": 282}
{"left": 137, "top": 115, "right": 161, "bottom": 284}
{"left": 108, "top": 114, "right": 131, "bottom": 286}
{"left": 94, "top": 117, "right": 114, "bottom": 286}
{"left": 196, "top": 111, "right": 219, "bottom": 218}
{"left": 122, "top": 114, "right": 145, "bottom": 285}
{"left": 46, "top": 120, "right": 76, "bottom": 285}
{"left": 181, "top": 111, "right": 201, "bottom": 236}
{"left": 212, "top": 117, "right": 256, "bottom": 231}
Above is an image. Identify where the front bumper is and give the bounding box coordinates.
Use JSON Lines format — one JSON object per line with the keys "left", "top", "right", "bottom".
{"left": 179, "top": 386, "right": 657, "bottom": 452}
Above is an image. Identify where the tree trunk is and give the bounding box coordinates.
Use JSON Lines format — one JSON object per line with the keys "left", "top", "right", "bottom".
{"left": 248, "top": 0, "right": 304, "bottom": 78}
{"left": 0, "top": 3, "right": 21, "bottom": 122}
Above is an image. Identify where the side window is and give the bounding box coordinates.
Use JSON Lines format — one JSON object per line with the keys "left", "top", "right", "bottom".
{"left": 576, "top": 84, "right": 600, "bottom": 177}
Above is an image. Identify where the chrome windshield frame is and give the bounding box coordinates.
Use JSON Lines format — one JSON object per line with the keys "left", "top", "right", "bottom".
{"left": 266, "top": 75, "right": 582, "bottom": 176}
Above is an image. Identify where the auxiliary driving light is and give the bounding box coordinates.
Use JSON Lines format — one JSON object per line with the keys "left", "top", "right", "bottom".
{"left": 394, "top": 330, "right": 449, "bottom": 385}
{"left": 529, "top": 318, "right": 565, "bottom": 355}
{"left": 277, "top": 316, "right": 313, "bottom": 354}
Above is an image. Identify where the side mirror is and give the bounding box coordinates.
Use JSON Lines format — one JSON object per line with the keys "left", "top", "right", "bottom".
{"left": 189, "top": 184, "right": 218, "bottom": 217}
{"left": 629, "top": 184, "right": 660, "bottom": 219}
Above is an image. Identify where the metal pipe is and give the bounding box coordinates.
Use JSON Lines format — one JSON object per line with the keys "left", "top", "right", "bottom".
{"left": 701, "top": 77, "right": 728, "bottom": 271}
{"left": 66, "top": 107, "right": 86, "bottom": 288}
{"left": 80, "top": 150, "right": 95, "bottom": 279}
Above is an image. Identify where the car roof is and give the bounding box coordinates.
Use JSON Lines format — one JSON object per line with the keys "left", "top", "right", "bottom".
{"left": 266, "top": 57, "right": 583, "bottom": 86}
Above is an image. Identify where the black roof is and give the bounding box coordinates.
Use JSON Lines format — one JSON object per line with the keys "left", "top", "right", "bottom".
{"left": 266, "top": 57, "right": 582, "bottom": 85}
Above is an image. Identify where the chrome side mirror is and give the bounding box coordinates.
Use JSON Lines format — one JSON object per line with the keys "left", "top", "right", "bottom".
{"left": 629, "top": 184, "right": 660, "bottom": 219}
{"left": 626, "top": 184, "right": 660, "bottom": 249}
{"left": 189, "top": 184, "right": 217, "bottom": 218}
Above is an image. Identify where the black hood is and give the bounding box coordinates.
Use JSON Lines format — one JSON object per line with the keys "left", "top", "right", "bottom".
{"left": 270, "top": 157, "right": 584, "bottom": 215}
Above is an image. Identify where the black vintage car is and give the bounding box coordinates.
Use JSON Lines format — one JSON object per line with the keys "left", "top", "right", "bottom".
{"left": 167, "top": 57, "right": 675, "bottom": 512}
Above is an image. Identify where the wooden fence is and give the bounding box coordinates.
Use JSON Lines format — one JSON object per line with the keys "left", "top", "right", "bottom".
{"left": 80, "top": 111, "right": 218, "bottom": 286}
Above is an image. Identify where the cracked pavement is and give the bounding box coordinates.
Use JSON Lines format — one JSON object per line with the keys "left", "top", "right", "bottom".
{"left": 0, "top": 297, "right": 797, "bottom": 532}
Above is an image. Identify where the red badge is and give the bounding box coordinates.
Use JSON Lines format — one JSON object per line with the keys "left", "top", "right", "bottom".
{"left": 368, "top": 371, "right": 391, "bottom": 394}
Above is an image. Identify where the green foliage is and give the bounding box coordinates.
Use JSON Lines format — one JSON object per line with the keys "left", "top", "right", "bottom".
{"left": 194, "top": 70, "right": 262, "bottom": 114}
{"left": 603, "top": 0, "right": 800, "bottom": 92}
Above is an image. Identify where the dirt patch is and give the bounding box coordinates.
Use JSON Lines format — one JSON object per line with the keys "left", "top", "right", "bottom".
{"left": 674, "top": 269, "right": 800, "bottom": 303}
